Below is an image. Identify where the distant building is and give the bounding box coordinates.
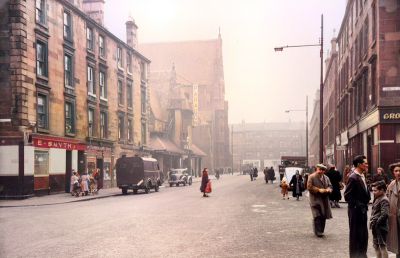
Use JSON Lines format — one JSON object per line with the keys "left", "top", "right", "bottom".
{"left": 140, "top": 33, "right": 230, "bottom": 172}
{"left": 231, "top": 122, "right": 306, "bottom": 171}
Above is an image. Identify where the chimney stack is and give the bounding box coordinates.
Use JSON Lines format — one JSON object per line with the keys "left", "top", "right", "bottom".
{"left": 82, "top": 0, "right": 105, "bottom": 26}
{"left": 126, "top": 17, "right": 138, "bottom": 49}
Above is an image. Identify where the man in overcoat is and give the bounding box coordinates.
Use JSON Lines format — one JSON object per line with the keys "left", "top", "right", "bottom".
{"left": 387, "top": 162, "right": 400, "bottom": 257}
{"left": 344, "top": 155, "right": 371, "bottom": 258}
{"left": 307, "top": 164, "right": 333, "bottom": 237}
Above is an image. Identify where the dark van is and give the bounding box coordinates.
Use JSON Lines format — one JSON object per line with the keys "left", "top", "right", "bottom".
{"left": 116, "top": 156, "right": 161, "bottom": 195}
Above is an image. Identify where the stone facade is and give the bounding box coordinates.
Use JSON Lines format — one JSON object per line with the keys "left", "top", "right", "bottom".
{"left": 0, "top": 0, "right": 150, "bottom": 197}
{"left": 309, "top": 90, "right": 320, "bottom": 167}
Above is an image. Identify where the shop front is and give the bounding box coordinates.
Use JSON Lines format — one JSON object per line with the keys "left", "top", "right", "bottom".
{"left": 85, "top": 140, "right": 114, "bottom": 188}
{"left": 31, "top": 134, "right": 86, "bottom": 195}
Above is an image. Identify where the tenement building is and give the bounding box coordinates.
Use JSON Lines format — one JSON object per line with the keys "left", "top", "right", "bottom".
{"left": 335, "top": 0, "right": 400, "bottom": 173}
{"left": 0, "top": 0, "right": 150, "bottom": 197}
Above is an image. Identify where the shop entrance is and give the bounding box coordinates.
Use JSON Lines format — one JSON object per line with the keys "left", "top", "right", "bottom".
{"left": 65, "top": 150, "right": 72, "bottom": 193}
{"left": 96, "top": 158, "right": 103, "bottom": 189}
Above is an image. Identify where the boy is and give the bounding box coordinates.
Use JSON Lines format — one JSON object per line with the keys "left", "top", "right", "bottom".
{"left": 370, "top": 180, "right": 389, "bottom": 258}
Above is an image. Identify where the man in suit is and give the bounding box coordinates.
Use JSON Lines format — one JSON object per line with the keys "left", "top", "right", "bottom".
{"left": 344, "top": 155, "right": 371, "bottom": 258}
{"left": 307, "top": 164, "right": 333, "bottom": 237}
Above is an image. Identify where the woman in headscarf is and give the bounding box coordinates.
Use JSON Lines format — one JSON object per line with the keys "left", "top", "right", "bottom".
{"left": 289, "top": 170, "right": 304, "bottom": 201}
{"left": 200, "top": 168, "right": 210, "bottom": 197}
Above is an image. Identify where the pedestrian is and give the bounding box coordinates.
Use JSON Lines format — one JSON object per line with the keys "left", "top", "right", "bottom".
{"left": 326, "top": 165, "right": 342, "bottom": 208}
{"left": 387, "top": 162, "right": 400, "bottom": 257}
{"left": 80, "top": 172, "right": 89, "bottom": 196}
{"left": 268, "top": 167, "right": 275, "bottom": 184}
{"left": 289, "top": 170, "right": 304, "bottom": 201}
{"left": 200, "top": 168, "right": 210, "bottom": 197}
{"left": 249, "top": 167, "right": 254, "bottom": 181}
{"left": 343, "top": 165, "right": 351, "bottom": 185}
{"left": 344, "top": 155, "right": 371, "bottom": 258}
{"left": 370, "top": 180, "right": 389, "bottom": 258}
{"left": 372, "top": 167, "right": 389, "bottom": 185}
{"left": 263, "top": 167, "right": 268, "bottom": 184}
{"left": 280, "top": 177, "right": 289, "bottom": 200}
{"left": 253, "top": 167, "right": 258, "bottom": 180}
{"left": 307, "top": 164, "right": 333, "bottom": 237}
{"left": 279, "top": 167, "right": 284, "bottom": 182}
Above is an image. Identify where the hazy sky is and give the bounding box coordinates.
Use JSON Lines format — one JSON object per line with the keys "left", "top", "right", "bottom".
{"left": 104, "top": 0, "right": 346, "bottom": 124}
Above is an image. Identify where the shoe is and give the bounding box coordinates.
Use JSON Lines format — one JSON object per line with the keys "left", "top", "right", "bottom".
{"left": 316, "top": 232, "right": 324, "bottom": 238}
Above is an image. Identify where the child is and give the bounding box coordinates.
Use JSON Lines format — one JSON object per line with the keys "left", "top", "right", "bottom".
{"left": 280, "top": 177, "right": 289, "bottom": 200}
{"left": 370, "top": 180, "right": 389, "bottom": 258}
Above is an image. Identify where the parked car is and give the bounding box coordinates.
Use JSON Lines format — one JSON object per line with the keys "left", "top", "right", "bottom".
{"left": 116, "top": 156, "right": 161, "bottom": 194}
{"left": 168, "top": 168, "right": 192, "bottom": 187}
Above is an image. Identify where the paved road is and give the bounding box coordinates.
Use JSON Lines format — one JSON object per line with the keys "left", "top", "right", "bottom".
{"left": 0, "top": 174, "right": 390, "bottom": 257}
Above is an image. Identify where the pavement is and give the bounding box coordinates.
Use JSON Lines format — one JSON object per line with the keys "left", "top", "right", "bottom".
{"left": 0, "top": 176, "right": 205, "bottom": 208}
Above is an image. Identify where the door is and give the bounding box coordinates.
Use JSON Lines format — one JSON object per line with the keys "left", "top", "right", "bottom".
{"left": 65, "top": 150, "right": 72, "bottom": 192}
{"left": 34, "top": 150, "right": 49, "bottom": 192}
{"left": 96, "top": 158, "right": 104, "bottom": 189}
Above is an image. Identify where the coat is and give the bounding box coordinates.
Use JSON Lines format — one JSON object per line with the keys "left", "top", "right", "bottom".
{"left": 387, "top": 180, "right": 400, "bottom": 254}
{"left": 370, "top": 195, "right": 389, "bottom": 237}
{"left": 200, "top": 172, "right": 209, "bottom": 193}
{"left": 307, "top": 172, "right": 333, "bottom": 219}
{"left": 325, "top": 168, "right": 342, "bottom": 201}
{"left": 289, "top": 174, "right": 303, "bottom": 197}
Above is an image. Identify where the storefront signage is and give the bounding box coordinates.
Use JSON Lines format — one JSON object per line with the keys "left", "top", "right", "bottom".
{"left": 192, "top": 84, "right": 199, "bottom": 126}
{"left": 33, "top": 138, "right": 86, "bottom": 150}
{"left": 380, "top": 108, "right": 400, "bottom": 123}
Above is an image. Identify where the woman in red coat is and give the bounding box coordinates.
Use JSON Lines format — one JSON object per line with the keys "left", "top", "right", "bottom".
{"left": 200, "top": 168, "right": 210, "bottom": 197}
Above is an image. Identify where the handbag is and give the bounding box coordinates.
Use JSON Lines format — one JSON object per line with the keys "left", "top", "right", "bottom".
{"left": 205, "top": 180, "right": 212, "bottom": 193}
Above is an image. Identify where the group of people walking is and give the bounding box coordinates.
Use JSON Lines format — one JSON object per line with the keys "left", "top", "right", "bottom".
{"left": 306, "top": 155, "right": 400, "bottom": 258}
{"left": 70, "top": 169, "right": 101, "bottom": 197}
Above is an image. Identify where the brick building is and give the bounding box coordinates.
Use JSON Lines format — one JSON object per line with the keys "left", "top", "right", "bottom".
{"left": 334, "top": 0, "right": 400, "bottom": 172}
{"left": 0, "top": 0, "right": 150, "bottom": 197}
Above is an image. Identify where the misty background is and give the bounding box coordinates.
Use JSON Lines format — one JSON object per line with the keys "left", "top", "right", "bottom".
{"left": 104, "top": 0, "right": 346, "bottom": 124}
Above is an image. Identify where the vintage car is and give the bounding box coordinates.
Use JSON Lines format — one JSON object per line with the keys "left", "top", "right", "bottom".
{"left": 168, "top": 168, "right": 192, "bottom": 187}
{"left": 116, "top": 156, "right": 161, "bottom": 195}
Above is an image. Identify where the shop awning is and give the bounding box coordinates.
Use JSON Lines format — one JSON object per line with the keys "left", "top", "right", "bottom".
{"left": 190, "top": 144, "right": 207, "bottom": 157}
{"left": 149, "top": 136, "right": 185, "bottom": 155}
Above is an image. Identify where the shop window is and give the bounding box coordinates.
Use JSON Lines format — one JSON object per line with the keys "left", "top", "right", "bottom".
{"left": 34, "top": 150, "right": 49, "bottom": 176}
{"left": 104, "top": 162, "right": 110, "bottom": 180}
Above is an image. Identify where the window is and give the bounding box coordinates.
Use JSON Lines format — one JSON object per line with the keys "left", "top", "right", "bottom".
{"left": 65, "top": 102, "right": 75, "bottom": 134}
{"left": 100, "top": 111, "right": 107, "bottom": 139}
{"left": 117, "top": 47, "right": 122, "bottom": 67}
{"left": 118, "top": 80, "right": 123, "bottom": 105}
{"left": 371, "top": 59, "right": 377, "bottom": 105}
{"left": 87, "top": 66, "right": 95, "bottom": 95}
{"left": 36, "top": 0, "right": 46, "bottom": 24}
{"left": 86, "top": 27, "right": 94, "bottom": 51}
{"left": 128, "top": 119, "right": 133, "bottom": 142}
{"left": 141, "top": 86, "right": 146, "bottom": 113}
{"left": 64, "top": 54, "right": 73, "bottom": 87}
{"left": 127, "top": 53, "right": 132, "bottom": 73}
{"left": 34, "top": 150, "right": 49, "bottom": 176}
{"left": 118, "top": 116, "right": 124, "bottom": 140}
{"left": 127, "top": 82, "right": 132, "bottom": 108}
{"left": 99, "top": 71, "right": 106, "bottom": 99}
{"left": 36, "top": 40, "right": 48, "bottom": 77}
{"left": 141, "top": 122, "right": 146, "bottom": 145}
{"left": 37, "top": 94, "right": 48, "bottom": 129}
{"left": 372, "top": 4, "right": 376, "bottom": 41}
{"left": 63, "top": 11, "right": 72, "bottom": 41}
{"left": 88, "top": 108, "right": 94, "bottom": 137}
{"left": 140, "top": 62, "right": 147, "bottom": 81}
{"left": 99, "top": 35, "right": 105, "bottom": 57}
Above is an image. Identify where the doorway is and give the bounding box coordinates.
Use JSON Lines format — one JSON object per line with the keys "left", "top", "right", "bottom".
{"left": 96, "top": 158, "right": 104, "bottom": 189}
{"left": 65, "top": 150, "right": 72, "bottom": 192}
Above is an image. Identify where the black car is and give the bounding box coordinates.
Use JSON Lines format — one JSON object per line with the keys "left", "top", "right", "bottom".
{"left": 168, "top": 168, "right": 192, "bottom": 187}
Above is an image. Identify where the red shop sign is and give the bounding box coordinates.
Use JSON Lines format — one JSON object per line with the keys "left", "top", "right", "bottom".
{"left": 33, "top": 138, "right": 86, "bottom": 151}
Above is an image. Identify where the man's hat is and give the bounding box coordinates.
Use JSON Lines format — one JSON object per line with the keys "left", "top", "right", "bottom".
{"left": 316, "top": 164, "right": 327, "bottom": 170}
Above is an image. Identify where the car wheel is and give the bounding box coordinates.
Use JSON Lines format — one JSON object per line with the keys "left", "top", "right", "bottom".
{"left": 176, "top": 183, "right": 179, "bottom": 187}
{"left": 169, "top": 183, "right": 173, "bottom": 187}
{"left": 189, "top": 179, "right": 192, "bottom": 185}
{"left": 144, "top": 186, "right": 150, "bottom": 194}
{"left": 122, "top": 188, "right": 128, "bottom": 195}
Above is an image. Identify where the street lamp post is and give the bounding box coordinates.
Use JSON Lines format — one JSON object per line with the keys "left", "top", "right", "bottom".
{"left": 285, "top": 96, "right": 309, "bottom": 168}
{"left": 275, "top": 14, "right": 324, "bottom": 164}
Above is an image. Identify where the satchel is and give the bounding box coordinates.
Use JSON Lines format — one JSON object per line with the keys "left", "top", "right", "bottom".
{"left": 205, "top": 180, "right": 212, "bottom": 193}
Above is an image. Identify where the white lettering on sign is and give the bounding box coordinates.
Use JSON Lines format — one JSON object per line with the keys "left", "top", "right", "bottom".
{"left": 383, "top": 113, "right": 400, "bottom": 120}
{"left": 382, "top": 87, "right": 400, "bottom": 91}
